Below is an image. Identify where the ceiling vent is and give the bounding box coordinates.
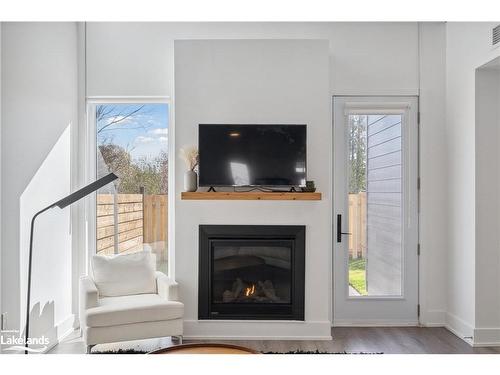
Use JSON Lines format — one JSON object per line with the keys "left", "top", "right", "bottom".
{"left": 493, "top": 24, "right": 500, "bottom": 47}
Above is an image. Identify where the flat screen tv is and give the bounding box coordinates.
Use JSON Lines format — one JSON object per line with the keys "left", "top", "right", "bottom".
{"left": 199, "top": 124, "right": 306, "bottom": 187}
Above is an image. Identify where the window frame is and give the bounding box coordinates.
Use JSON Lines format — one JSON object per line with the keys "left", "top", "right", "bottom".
{"left": 85, "top": 96, "right": 173, "bottom": 275}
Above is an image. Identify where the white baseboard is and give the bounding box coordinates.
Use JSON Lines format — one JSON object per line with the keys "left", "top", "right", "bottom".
{"left": 183, "top": 320, "right": 332, "bottom": 340}
{"left": 42, "top": 314, "right": 75, "bottom": 353}
{"left": 472, "top": 327, "right": 500, "bottom": 347}
{"left": 333, "top": 319, "right": 418, "bottom": 327}
{"left": 445, "top": 312, "right": 474, "bottom": 346}
{"left": 423, "top": 312, "right": 500, "bottom": 347}
{"left": 419, "top": 309, "right": 446, "bottom": 327}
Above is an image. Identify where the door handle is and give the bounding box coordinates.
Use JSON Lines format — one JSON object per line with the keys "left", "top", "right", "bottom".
{"left": 337, "top": 214, "right": 352, "bottom": 243}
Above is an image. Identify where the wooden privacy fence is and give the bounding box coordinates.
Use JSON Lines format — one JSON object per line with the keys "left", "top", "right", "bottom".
{"left": 97, "top": 193, "right": 167, "bottom": 256}
{"left": 348, "top": 192, "right": 366, "bottom": 259}
{"left": 143, "top": 195, "right": 169, "bottom": 267}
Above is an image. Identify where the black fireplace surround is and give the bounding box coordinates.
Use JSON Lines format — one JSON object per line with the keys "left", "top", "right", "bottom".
{"left": 198, "top": 225, "right": 305, "bottom": 320}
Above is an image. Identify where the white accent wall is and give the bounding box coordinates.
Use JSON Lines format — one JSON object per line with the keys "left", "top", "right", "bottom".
{"left": 1, "top": 23, "right": 78, "bottom": 346}
{"left": 175, "top": 39, "right": 331, "bottom": 338}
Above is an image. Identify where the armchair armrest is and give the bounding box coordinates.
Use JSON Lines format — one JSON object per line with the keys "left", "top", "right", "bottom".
{"left": 79, "top": 276, "right": 99, "bottom": 326}
{"left": 156, "top": 271, "right": 179, "bottom": 301}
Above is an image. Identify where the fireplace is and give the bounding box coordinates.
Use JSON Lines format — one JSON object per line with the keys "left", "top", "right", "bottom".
{"left": 198, "top": 225, "right": 305, "bottom": 320}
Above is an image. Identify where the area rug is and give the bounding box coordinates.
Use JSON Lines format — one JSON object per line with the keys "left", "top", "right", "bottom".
{"left": 93, "top": 349, "right": 383, "bottom": 354}
{"left": 263, "top": 350, "right": 383, "bottom": 354}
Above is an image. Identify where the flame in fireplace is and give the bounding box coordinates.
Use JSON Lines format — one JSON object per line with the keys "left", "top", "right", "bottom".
{"left": 245, "top": 284, "right": 256, "bottom": 297}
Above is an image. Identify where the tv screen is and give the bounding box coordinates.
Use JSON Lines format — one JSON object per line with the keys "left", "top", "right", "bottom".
{"left": 199, "top": 124, "right": 306, "bottom": 187}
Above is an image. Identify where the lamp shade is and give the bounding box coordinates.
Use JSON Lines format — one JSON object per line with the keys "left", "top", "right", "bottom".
{"left": 53, "top": 173, "right": 118, "bottom": 209}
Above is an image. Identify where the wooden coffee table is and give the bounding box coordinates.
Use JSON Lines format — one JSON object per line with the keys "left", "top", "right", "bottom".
{"left": 150, "top": 343, "right": 259, "bottom": 354}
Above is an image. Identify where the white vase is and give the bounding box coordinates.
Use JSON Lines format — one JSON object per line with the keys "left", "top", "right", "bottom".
{"left": 184, "top": 170, "right": 198, "bottom": 192}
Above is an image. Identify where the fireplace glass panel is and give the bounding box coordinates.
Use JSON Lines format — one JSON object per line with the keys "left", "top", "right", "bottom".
{"left": 211, "top": 241, "right": 292, "bottom": 305}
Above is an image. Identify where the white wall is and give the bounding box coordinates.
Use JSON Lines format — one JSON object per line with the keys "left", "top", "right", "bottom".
{"left": 418, "top": 22, "right": 448, "bottom": 326}
{"left": 1, "top": 23, "right": 78, "bottom": 346}
{"left": 175, "top": 39, "right": 331, "bottom": 339}
{"left": 20, "top": 126, "right": 73, "bottom": 347}
{"left": 0, "top": 22, "right": 3, "bottom": 351}
{"left": 87, "top": 22, "right": 419, "bottom": 97}
{"left": 445, "top": 22, "right": 500, "bottom": 345}
{"left": 85, "top": 22, "right": 448, "bottom": 334}
{"left": 475, "top": 60, "right": 500, "bottom": 345}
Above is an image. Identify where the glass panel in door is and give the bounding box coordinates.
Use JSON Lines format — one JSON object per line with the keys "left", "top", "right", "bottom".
{"left": 348, "top": 114, "right": 403, "bottom": 297}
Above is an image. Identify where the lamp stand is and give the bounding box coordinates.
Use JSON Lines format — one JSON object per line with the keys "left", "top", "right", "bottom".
{"left": 24, "top": 204, "right": 55, "bottom": 354}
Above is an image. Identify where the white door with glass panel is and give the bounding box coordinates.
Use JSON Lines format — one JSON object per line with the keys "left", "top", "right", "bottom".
{"left": 333, "top": 96, "right": 419, "bottom": 325}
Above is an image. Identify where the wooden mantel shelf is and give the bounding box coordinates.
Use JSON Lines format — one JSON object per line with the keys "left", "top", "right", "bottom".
{"left": 181, "top": 191, "right": 322, "bottom": 201}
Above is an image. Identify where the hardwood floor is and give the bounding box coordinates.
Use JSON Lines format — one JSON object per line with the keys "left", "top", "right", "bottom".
{"left": 49, "top": 327, "right": 500, "bottom": 354}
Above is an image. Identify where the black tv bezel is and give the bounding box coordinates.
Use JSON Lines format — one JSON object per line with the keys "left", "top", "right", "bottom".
{"left": 198, "top": 124, "right": 307, "bottom": 188}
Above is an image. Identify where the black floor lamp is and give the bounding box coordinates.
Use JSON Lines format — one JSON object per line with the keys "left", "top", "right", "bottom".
{"left": 24, "top": 172, "right": 118, "bottom": 354}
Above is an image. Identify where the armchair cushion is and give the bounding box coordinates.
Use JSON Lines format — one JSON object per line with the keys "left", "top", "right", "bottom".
{"left": 80, "top": 276, "right": 99, "bottom": 310}
{"left": 85, "top": 294, "right": 184, "bottom": 328}
{"left": 91, "top": 251, "right": 156, "bottom": 297}
{"left": 156, "top": 272, "right": 179, "bottom": 301}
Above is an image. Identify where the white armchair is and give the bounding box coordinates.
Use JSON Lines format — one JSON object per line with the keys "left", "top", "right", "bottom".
{"left": 79, "top": 251, "right": 183, "bottom": 353}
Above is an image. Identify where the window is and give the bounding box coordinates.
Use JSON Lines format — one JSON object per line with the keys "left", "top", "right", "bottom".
{"left": 91, "top": 101, "right": 169, "bottom": 273}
